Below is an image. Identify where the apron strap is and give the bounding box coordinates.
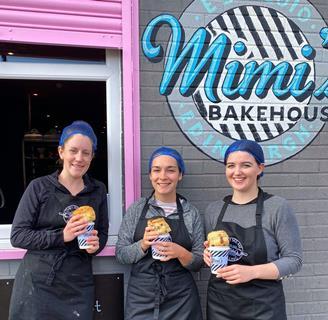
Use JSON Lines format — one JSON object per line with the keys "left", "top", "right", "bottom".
{"left": 176, "top": 193, "right": 185, "bottom": 223}
{"left": 217, "top": 198, "right": 230, "bottom": 225}
{"left": 152, "top": 262, "right": 168, "bottom": 320}
{"left": 140, "top": 192, "right": 154, "bottom": 219}
{"left": 254, "top": 188, "right": 267, "bottom": 264}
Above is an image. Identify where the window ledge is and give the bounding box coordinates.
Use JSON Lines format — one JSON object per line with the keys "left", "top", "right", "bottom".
{"left": 0, "top": 246, "right": 116, "bottom": 260}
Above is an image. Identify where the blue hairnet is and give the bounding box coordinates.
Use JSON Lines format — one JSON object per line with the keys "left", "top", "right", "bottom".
{"left": 224, "top": 140, "right": 265, "bottom": 165}
{"left": 59, "top": 121, "right": 97, "bottom": 151}
{"left": 148, "top": 147, "right": 185, "bottom": 175}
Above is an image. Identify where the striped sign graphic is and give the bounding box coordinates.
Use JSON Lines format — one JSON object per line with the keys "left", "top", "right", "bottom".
{"left": 193, "top": 5, "right": 314, "bottom": 142}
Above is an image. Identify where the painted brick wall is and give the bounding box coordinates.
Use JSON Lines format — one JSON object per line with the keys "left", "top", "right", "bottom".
{"left": 140, "top": 0, "right": 328, "bottom": 319}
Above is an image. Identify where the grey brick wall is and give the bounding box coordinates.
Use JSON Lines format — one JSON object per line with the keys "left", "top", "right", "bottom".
{"left": 140, "top": 0, "right": 328, "bottom": 319}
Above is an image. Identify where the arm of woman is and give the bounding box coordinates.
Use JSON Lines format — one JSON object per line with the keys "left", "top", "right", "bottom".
{"left": 217, "top": 262, "right": 279, "bottom": 284}
{"left": 115, "top": 200, "right": 149, "bottom": 264}
{"left": 11, "top": 179, "right": 65, "bottom": 250}
{"left": 270, "top": 199, "right": 303, "bottom": 278}
{"left": 87, "top": 185, "right": 109, "bottom": 255}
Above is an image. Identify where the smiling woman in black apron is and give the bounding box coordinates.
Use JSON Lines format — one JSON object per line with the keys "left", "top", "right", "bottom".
{"left": 9, "top": 121, "right": 109, "bottom": 320}
{"left": 116, "top": 147, "right": 204, "bottom": 320}
{"left": 204, "top": 140, "right": 303, "bottom": 320}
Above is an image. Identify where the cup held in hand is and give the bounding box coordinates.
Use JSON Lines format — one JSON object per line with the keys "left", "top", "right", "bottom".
{"left": 77, "top": 222, "right": 95, "bottom": 249}
{"left": 151, "top": 233, "right": 172, "bottom": 260}
{"left": 208, "top": 246, "right": 230, "bottom": 274}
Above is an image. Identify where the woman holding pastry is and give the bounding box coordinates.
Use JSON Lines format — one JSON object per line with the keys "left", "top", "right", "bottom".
{"left": 116, "top": 146, "right": 204, "bottom": 320}
{"left": 204, "top": 140, "right": 302, "bottom": 320}
{"left": 9, "top": 120, "right": 109, "bottom": 320}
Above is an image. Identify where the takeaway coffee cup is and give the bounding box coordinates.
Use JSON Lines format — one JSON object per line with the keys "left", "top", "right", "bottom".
{"left": 151, "top": 233, "right": 172, "bottom": 260}
{"left": 208, "top": 246, "right": 230, "bottom": 274}
{"left": 77, "top": 222, "right": 95, "bottom": 249}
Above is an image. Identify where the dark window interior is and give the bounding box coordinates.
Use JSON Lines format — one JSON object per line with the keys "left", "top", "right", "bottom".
{"left": 0, "top": 79, "right": 107, "bottom": 224}
{"left": 0, "top": 42, "right": 106, "bottom": 63}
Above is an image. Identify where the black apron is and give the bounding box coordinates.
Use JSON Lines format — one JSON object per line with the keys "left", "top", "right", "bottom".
{"left": 207, "top": 189, "right": 287, "bottom": 320}
{"left": 9, "top": 185, "right": 96, "bottom": 320}
{"left": 125, "top": 195, "right": 203, "bottom": 320}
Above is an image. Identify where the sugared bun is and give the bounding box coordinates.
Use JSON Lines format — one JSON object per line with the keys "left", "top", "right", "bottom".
{"left": 207, "top": 230, "right": 229, "bottom": 247}
{"left": 72, "top": 206, "right": 96, "bottom": 222}
{"left": 147, "top": 217, "right": 171, "bottom": 235}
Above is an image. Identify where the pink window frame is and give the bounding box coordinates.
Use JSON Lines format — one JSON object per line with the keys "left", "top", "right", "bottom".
{"left": 0, "top": 0, "right": 140, "bottom": 260}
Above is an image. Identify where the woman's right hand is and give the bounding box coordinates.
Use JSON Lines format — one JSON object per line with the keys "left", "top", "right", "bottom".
{"left": 203, "top": 240, "right": 211, "bottom": 267}
{"left": 140, "top": 226, "right": 159, "bottom": 252}
{"left": 63, "top": 214, "right": 89, "bottom": 243}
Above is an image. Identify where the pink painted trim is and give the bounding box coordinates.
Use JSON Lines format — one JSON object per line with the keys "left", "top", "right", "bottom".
{"left": 132, "top": 0, "right": 141, "bottom": 200}
{"left": 0, "top": 26, "right": 121, "bottom": 49}
{"left": 0, "top": 246, "right": 116, "bottom": 260}
{"left": 96, "top": 246, "right": 116, "bottom": 256}
{"left": 0, "top": 249, "right": 26, "bottom": 260}
{"left": 0, "top": 0, "right": 123, "bottom": 48}
{"left": 122, "top": 0, "right": 141, "bottom": 208}
{"left": 0, "top": 0, "right": 121, "bottom": 17}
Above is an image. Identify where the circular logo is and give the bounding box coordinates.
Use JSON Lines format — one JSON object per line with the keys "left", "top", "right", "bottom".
{"left": 164, "top": 0, "right": 327, "bottom": 165}
{"left": 228, "top": 236, "right": 248, "bottom": 262}
{"left": 58, "top": 204, "right": 78, "bottom": 223}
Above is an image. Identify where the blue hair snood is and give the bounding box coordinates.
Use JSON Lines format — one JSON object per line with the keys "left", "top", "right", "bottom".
{"left": 148, "top": 147, "right": 185, "bottom": 175}
{"left": 59, "top": 120, "right": 97, "bottom": 151}
{"left": 224, "top": 140, "right": 265, "bottom": 165}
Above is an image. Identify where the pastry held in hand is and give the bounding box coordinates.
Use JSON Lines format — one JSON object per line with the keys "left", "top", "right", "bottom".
{"left": 147, "top": 217, "right": 171, "bottom": 235}
{"left": 207, "top": 230, "right": 230, "bottom": 247}
{"left": 72, "top": 205, "right": 96, "bottom": 222}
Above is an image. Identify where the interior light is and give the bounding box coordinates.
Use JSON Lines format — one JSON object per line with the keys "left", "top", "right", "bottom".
{"left": 7, "top": 52, "right": 14, "bottom": 56}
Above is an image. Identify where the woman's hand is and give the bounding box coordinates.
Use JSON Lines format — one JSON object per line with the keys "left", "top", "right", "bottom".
{"left": 156, "top": 241, "right": 192, "bottom": 266}
{"left": 156, "top": 241, "right": 183, "bottom": 261}
{"left": 216, "top": 262, "right": 280, "bottom": 284}
{"left": 63, "top": 214, "right": 88, "bottom": 242}
{"left": 141, "top": 226, "right": 159, "bottom": 252}
{"left": 203, "top": 240, "right": 211, "bottom": 267}
{"left": 86, "top": 229, "right": 99, "bottom": 254}
{"left": 216, "top": 264, "right": 255, "bottom": 284}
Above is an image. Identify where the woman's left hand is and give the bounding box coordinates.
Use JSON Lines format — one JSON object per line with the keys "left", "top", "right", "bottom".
{"left": 155, "top": 241, "right": 184, "bottom": 261}
{"left": 85, "top": 229, "right": 100, "bottom": 254}
{"left": 217, "top": 264, "right": 255, "bottom": 284}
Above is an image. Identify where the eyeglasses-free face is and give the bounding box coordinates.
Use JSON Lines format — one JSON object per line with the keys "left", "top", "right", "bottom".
{"left": 149, "top": 155, "right": 182, "bottom": 202}
{"left": 225, "top": 151, "right": 264, "bottom": 195}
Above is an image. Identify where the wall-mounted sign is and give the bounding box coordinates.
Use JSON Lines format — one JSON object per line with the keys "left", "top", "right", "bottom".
{"left": 0, "top": 274, "right": 123, "bottom": 320}
{"left": 142, "top": 0, "right": 328, "bottom": 165}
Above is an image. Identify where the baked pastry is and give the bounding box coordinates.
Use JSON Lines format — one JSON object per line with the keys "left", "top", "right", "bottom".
{"left": 72, "top": 205, "right": 96, "bottom": 222}
{"left": 147, "top": 217, "right": 171, "bottom": 234}
{"left": 207, "top": 230, "right": 229, "bottom": 247}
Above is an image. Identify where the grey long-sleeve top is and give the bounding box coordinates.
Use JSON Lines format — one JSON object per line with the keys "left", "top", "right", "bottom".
{"left": 116, "top": 197, "right": 204, "bottom": 272}
{"left": 205, "top": 195, "right": 303, "bottom": 278}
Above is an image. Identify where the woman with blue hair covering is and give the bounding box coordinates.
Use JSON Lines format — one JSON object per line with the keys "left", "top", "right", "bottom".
{"left": 9, "top": 120, "right": 109, "bottom": 320}
{"left": 204, "top": 139, "right": 302, "bottom": 320}
{"left": 116, "top": 146, "right": 204, "bottom": 320}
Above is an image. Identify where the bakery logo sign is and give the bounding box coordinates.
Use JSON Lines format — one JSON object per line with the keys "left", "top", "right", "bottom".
{"left": 142, "top": 0, "right": 328, "bottom": 165}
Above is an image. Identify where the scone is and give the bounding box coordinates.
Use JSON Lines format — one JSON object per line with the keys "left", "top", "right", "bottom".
{"left": 147, "top": 217, "right": 171, "bottom": 234}
{"left": 72, "top": 205, "right": 96, "bottom": 222}
{"left": 207, "top": 230, "right": 229, "bottom": 247}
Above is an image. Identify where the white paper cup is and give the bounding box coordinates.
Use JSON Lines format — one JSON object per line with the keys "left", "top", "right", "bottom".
{"left": 151, "top": 233, "right": 172, "bottom": 260}
{"left": 77, "top": 222, "right": 94, "bottom": 249}
{"left": 208, "top": 246, "right": 230, "bottom": 274}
